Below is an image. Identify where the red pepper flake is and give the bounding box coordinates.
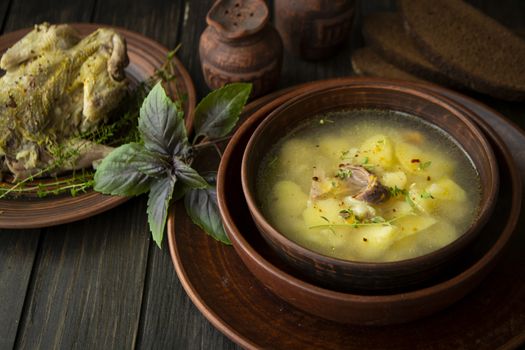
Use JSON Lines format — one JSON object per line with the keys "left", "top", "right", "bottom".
{"left": 312, "top": 176, "right": 319, "bottom": 181}
{"left": 427, "top": 176, "right": 431, "bottom": 181}
{"left": 363, "top": 237, "right": 368, "bottom": 242}
{"left": 411, "top": 158, "right": 420, "bottom": 163}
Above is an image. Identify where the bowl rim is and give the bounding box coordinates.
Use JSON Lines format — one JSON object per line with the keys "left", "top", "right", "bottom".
{"left": 239, "top": 82, "right": 500, "bottom": 270}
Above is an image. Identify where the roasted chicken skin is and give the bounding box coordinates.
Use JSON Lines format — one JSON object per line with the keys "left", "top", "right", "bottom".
{"left": 0, "top": 23, "right": 129, "bottom": 180}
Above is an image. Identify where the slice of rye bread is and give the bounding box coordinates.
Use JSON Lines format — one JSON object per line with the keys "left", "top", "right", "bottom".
{"left": 400, "top": 0, "right": 525, "bottom": 101}
{"left": 351, "top": 47, "right": 428, "bottom": 83}
{"left": 362, "top": 12, "right": 460, "bottom": 87}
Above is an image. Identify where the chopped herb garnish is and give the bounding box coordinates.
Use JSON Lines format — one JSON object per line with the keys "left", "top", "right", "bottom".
{"left": 336, "top": 168, "right": 353, "bottom": 180}
{"left": 419, "top": 161, "right": 432, "bottom": 170}
{"left": 267, "top": 156, "right": 278, "bottom": 168}
{"left": 388, "top": 185, "right": 407, "bottom": 197}
{"left": 389, "top": 186, "right": 419, "bottom": 211}
{"left": 420, "top": 191, "right": 435, "bottom": 199}
{"left": 339, "top": 209, "right": 353, "bottom": 219}
{"left": 370, "top": 216, "right": 386, "bottom": 223}
{"left": 320, "top": 216, "right": 330, "bottom": 222}
{"left": 362, "top": 157, "right": 369, "bottom": 164}
{"left": 309, "top": 214, "right": 410, "bottom": 230}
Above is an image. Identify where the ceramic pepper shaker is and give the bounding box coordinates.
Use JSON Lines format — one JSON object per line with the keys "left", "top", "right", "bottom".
{"left": 199, "top": 0, "right": 283, "bottom": 97}
{"left": 274, "top": 0, "right": 355, "bottom": 61}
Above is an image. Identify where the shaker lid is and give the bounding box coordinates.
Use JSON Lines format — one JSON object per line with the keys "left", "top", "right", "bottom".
{"left": 206, "top": 0, "right": 269, "bottom": 40}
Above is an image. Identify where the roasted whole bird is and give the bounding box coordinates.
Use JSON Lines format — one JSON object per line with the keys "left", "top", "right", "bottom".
{"left": 0, "top": 23, "right": 129, "bottom": 181}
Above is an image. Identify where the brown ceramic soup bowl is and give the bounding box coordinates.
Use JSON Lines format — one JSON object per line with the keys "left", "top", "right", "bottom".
{"left": 240, "top": 83, "right": 499, "bottom": 294}
{"left": 216, "top": 78, "right": 521, "bottom": 325}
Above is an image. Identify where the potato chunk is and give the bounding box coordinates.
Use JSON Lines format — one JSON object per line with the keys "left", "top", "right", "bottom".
{"left": 318, "top": 136, "right": 352, "bottom": 163}
{"left": 426, "top": 178, "right": 467, "bottom": 202}
{"left": 395, "top": 142, "right": 453, "bottom": 179}
{"left": 394, "top": 214, "right": 437, "bottom": 241}
{"left": 408, "top": 184, "right": 439, "bottom": 213}
{"left": 268, "top": 181, "right": 309, "bottom": 239}
{"left": 278, "top": 139, "right": 317, "bottom": 191}
{"left": 417, "top": 221, "right": 458, "bottom": 251}
{"left": 349, "top": 225, "right": 399, "bottom": 261}
{"left": 395, "top": 142, "right": 424, "bottom": 173}
{"left": 381, "top": 171, "right": 407, "bottom": 189}
{"left": 358, "top": 134, "right": 394, "bottom": 167}
{"left": 303, "top": 198, "right": 345, "bottom": 226}
{"left": 270, "top": 180, "right": 308, "bottom": 218}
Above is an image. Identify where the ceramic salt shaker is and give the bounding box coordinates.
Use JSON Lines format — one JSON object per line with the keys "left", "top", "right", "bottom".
{"left": 274, "top": 0, "right": 355, "bottom": 61}
{"left": 199, "top": 0, "right": 283, "bottom": 97}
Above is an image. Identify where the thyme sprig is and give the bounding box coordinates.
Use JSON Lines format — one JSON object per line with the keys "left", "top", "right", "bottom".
{"left": 308, "top": 214, "right": 410, "bottom": 230}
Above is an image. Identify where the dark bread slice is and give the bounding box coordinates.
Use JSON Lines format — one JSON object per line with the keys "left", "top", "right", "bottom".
{"left": 362, "top": 12, "right": 459, "bottom": 87}
{"left": 351, "top": 47, "right": 427, "bottom": 83}
{"left": 400, "top": 0, "right": 525, "bottom": 101}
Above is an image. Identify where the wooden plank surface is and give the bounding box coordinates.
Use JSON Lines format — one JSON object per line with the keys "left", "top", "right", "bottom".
{"left": 0, "top": 0, "right": 11, "bottom": 31}
{"left": 4, "top": 1, "right": 150, "bottom": 349}
{"left": 0, "top": 230, "right": 40, "bottom": 350}
{"left": 92, "top": 0, "right": 181, "bottom": 45}
{"left": 178, "top": 0, "right": 213, "bottom": 100}
{"left": 136, "top": 245, "right": 240, "bottom": 350}
{"left": 16, "top": 199, "right": 150, "bottom": 350}
{"left": 132, "top": 1, "right": 241, "bottom": 348}
{"left": 0, "top": 7, "right": 41, "bottom": 350}
{"left": 0, "top": 1, "right": 94, "bottom": 349}
{"left": 0, "top": 0, "right": 523, "bottom": 349}
{"left": 0, "top": 0, "right": 36, "bottom": 345}
{"left": 3, "top": 0, "right": 94, "bottom": 29}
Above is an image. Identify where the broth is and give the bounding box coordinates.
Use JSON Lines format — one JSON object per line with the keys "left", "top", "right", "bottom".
{"left": 256, "top": 109, "right": 481, "bottom": 262}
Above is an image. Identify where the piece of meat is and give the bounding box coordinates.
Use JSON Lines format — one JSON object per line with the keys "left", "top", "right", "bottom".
{"left": 0, "top": 23, "right": 129, "bottom": 181}
{"left": 309, "top": 165, "right": 389, "bottom": 204}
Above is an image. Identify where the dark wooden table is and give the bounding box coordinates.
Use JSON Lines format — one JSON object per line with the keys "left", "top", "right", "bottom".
{"left": 1, "top": 1, "right": 524, "bottom": 349}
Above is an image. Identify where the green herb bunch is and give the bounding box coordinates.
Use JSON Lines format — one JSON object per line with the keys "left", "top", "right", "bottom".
{"left": 93, "top": 82, "right": 252, "bottom": 247}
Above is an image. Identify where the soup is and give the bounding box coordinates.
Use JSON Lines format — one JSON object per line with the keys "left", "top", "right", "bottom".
{"left": 256, "top": 110, "right": 481, "bottom": 262}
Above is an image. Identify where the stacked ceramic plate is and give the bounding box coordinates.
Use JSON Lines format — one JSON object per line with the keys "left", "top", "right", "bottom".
{"left": 168, "top": 77, "right": 524, "bottom": 349}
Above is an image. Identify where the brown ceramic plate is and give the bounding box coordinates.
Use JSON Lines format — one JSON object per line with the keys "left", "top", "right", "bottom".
{"left": 0, "top": 23, "right": 196, "bottom": 229}
{"left": 168, "top": 79, "right": 525, "bottom": 349}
